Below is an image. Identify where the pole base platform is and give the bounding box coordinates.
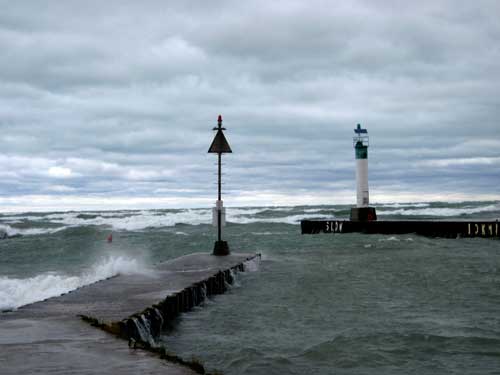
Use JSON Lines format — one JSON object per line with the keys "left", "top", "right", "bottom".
{"left": 350, "top": 207, "right": 377, "bottom": 222}
{"left": 213, "top": 241, "right": 230, "bottom": 256}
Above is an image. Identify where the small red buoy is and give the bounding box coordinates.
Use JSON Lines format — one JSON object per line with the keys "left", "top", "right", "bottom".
{"left": 218, "top": 114, "right": 222, "bottom": 123}
{"left": 107, "top": 233, "right": 113, "bottom": 243}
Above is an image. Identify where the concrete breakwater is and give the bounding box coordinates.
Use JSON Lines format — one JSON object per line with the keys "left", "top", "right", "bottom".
{"left": 301, "top": 219, "right": 500, "bottom": 238}
{"left": 82, "top": 253, "right": 261, "bottom": 347}
{"left": 1, "top": 252, "right": 260, "bottom": 375}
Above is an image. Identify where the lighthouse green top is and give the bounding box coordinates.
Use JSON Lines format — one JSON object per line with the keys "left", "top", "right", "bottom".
{"left": 355, "top": 141, "right": 368, "bottom": 159}
{"left": 353, "top": 123, "right": 369, "bottom": 159}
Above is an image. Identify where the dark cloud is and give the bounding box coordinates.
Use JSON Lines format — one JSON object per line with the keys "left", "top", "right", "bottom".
{"left": 0, "top": 0, "right": 499, "bottom": 210}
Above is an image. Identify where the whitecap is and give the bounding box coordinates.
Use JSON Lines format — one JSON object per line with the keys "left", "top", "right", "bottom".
{"left": 378, "top": 203, "right": 430, "bottom": 208}
{"left": 46, "top": 209, "right": 213, "bottom": 231}
{"left": 1, "top": 206, "right": 334, "bottom": 233}
{"left": 250, "top": 231, "right": 287, "bottom": 236}
{"left": 229, "top": 213, "right": 333, "bottom": 225}
{"left": 303, "top": 208, "right": 335, "bottom": 213}
{"left": 378, "top": 236, "right": 400, "bottom": 242}
{"left": 377, "top": 203, "right": 500, "bottom": 217}
{"left": 0, "top": 223, "right": 68, "bottom": 237}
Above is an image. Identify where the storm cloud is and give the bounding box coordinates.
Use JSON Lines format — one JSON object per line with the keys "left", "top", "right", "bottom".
{"left": 0, "top": 0, "right": 499, "bottom": 211}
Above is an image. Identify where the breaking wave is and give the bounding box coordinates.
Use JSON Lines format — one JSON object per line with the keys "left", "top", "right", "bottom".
{"left": 229, "top": 213, "right": 332, "bottom": 225}
{"left": 1, "top": 202, "right": 498, "bottom": 236}
{"left": 45, "top": 210, "right": 213, "bottom": 230}
{"left": 378, "top": 203, "right": 430, "bottom": 208}
{"left": 0, "top": 208, "right": 333, "bottom": 234}
{"left": 377, "top": 203, "right": 500, "bottom": 217}
{"left": 0, "top": 256, "right": 148, "bottom": 311}
{"left": 0, "top": 223, "right": 67, "bottom": 237}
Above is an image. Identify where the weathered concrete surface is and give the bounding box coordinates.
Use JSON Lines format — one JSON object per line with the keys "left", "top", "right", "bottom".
{"left": 0, "top": 252, "right": 259, "bottom": 374}
{"left": 0, "top": 317, "right": 193, "bottom": 375}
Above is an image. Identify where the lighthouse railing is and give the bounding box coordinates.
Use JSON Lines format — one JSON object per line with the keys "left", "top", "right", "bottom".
{"left": 353, "top": 135, "right": 369, "bottom": 147}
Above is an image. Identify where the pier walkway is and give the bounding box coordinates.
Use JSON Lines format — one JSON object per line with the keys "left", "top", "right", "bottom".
{"left": 0, "top": 252, "right": 259, "bottom": 374}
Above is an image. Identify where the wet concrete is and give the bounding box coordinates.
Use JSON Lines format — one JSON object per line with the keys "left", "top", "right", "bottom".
{"left": 0, "top": 252, "right": 259, "bottom": 374}
{"left": 0, "top": 317, "right": 192, "bottom": 375}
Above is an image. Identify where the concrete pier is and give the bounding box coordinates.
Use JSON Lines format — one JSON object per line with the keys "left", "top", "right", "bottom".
{"left": 0, "top": 252, "right": 260, "bottom": 374}
{"left": 301, "top": 219, "right": 500, "bottom": 238}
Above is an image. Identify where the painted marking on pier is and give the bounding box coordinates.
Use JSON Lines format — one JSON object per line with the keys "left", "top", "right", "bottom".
{"left": 481, "top": 224, "right": 486, "bottom": 236}
{"left": 325, "top": 221, "right": 343, "bottom": 233}
{"left": 474, "top": 224, "right": 479, "bottom": 235}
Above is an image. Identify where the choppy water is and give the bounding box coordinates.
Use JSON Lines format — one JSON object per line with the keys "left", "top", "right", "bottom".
{"left": 1, "top": 201, "right": 500, "bottom": 373}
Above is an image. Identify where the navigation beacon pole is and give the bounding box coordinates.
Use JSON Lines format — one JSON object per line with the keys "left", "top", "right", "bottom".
{"left": 350, "top": 124, "right": 377, "bottom": 222}
{"left": 208, "top": 115, "right": 232, "bottom": 255}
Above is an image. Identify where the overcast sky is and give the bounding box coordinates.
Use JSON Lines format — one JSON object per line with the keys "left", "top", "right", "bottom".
{"left": 0, "top": 0, "right": 499, "bottom": 211}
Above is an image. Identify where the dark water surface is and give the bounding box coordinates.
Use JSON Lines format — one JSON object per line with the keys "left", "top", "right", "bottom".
{"left": 1, "top": 201, "right": 499, "bottom": 374}
{"left": 163, "top": 232, "right": 500, "bottom": 374}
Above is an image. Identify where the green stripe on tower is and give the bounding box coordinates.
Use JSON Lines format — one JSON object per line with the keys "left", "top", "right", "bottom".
{"left": 355, "top": 141, "right": 368, "bottom": 159}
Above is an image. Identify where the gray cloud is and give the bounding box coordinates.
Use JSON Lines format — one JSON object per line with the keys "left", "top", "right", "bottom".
{"left": 0, "top": 0, "right": 499, "bottom": 210}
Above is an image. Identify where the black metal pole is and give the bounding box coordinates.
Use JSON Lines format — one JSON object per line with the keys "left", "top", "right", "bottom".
{"left": 208, "top": 114, "right": 231, "bottom": 256}
{"left": 217, "top": 152, "right": 222, "bottom": 242}
{"left": 218, "top": 153, "right": 221, "bottom": 201}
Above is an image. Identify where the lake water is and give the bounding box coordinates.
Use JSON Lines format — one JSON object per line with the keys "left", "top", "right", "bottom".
{"left": 1, "top": 201, "right": 499, "bottom": 374}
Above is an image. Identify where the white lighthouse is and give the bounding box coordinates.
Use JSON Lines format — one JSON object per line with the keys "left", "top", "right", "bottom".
{"left": 350, "top": 124, "right": 377, "bottom": 221}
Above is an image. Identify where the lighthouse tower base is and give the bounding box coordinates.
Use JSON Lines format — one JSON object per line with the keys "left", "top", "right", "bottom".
{"left": 350, "top": 207, "right": 377, "bottom": 222}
